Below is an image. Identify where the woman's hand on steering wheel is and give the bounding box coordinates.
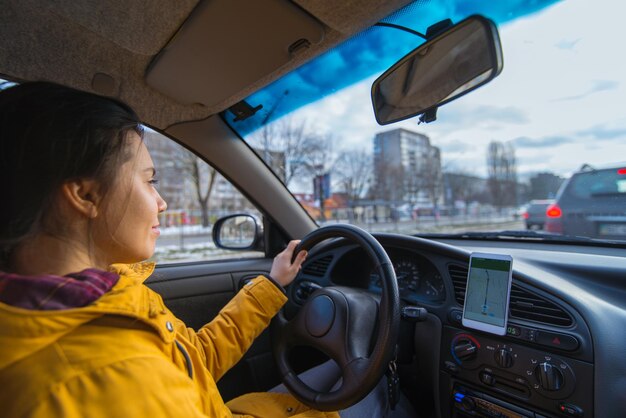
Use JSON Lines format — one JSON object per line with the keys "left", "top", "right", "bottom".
{"left": 270, "top": 240, "right": 308, "bottom": 287}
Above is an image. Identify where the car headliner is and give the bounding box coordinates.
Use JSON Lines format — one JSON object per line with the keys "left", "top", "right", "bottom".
{"left": 1, "top": 0, "right": 412, "bottom": 129}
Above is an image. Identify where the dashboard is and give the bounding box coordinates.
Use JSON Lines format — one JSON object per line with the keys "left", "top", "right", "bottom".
{"left": 288, "top": 233, "right": 626, "bottom": 418}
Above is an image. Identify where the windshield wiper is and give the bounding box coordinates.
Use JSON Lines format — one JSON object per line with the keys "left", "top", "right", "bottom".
{"left": 590, "top": 192, "right": 625, "bottom": 197}
{"left": 417, "top": 230, "right": 599, "bottom": 243}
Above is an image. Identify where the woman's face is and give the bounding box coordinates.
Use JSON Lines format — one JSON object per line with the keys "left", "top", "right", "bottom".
{"left": 92, "top": 133, "right": 167, "bottom": 265}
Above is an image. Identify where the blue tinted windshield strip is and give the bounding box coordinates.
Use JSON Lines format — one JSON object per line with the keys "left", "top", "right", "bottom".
{"left": 225, "top": 0, "right": 561, "bottom": 136}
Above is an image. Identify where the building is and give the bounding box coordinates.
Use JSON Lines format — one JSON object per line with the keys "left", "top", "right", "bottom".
{"left": 144, "top": 130, "right": 189, "bottom": 209}
{"left": 443, "top": 172, "right": 489, "bottom": 208}
{"left": 529, "top": 172, "right": 564, "bottom": 200}
{"left": 373, "top": 128, "right": 442, "bottom": 206}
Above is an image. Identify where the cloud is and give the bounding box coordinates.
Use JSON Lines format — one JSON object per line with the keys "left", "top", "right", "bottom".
{"left": 555, "top": 38, "right": 581, "bottom": 50}
{"left": 512, "top": 135, "right": 572, "bottom": 148}
{"left": 554, "top": 79, "right": 619, "bottom": 102}
{"left": 592, "top": 79, "right": 619, "bottom": 92}
{"left": 518, "top": 154, "right": 554, "bottom": 165}
{"left": 510, "top": 123, "right": 626, "bottom": 151}
{"left": 578, "top": 124, "right": 626, "bottom": 140}
{"left": 584, "top": 143, "right": 602, "bottom": 151}
{"left": 437, "top": 105, "right": 530, "bottom": 126}
{"left": 439, "top": 139, "right": 473, "bottom": 153}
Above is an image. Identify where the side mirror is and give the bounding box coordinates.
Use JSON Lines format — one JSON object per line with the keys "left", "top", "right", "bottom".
{"left": 212, "top": 214, "right": 262, "bottom": 250}
{"left": 371, "top": 15, "right": 503, "bottom": 125}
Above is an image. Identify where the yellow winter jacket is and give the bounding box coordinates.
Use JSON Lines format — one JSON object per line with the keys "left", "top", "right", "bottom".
{"left": 0, "top": 263, "right": 339, "bottom": 418}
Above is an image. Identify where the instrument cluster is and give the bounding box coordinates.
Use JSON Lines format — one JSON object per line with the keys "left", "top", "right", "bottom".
{"left": 370, "top": 250, "right": 446, "bottom": 303}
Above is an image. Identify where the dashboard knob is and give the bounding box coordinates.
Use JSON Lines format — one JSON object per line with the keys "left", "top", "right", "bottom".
{"left": 495, "top": 348, "right": 514, "bottom": 368}
{"left": 453, "top": 339, "right": 478, "bottom": 361}
{"left": 535, "top": 362, "right": 564, "bottom": 391}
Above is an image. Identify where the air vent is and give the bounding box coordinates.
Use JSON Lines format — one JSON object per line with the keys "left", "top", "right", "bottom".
{"left": 509, "top": 284, "right": 573, "bottom": 327}
{"left": 302, "top": 255, "right": 333, "bottom": 277}
{"left": 448, "top": 264, "right": 469, "bottom": 305}
{"left": 447, "top": 264, "right": 573, "bottom": 327}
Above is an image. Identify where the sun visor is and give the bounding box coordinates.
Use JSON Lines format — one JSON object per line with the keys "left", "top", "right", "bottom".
{"left": 146, "top": 0, "right": 324, "bottom": 107}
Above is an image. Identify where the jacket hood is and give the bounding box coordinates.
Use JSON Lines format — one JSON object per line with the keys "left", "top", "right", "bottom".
{"left": 0, "top": 262, "right": 169, "bottom": 370}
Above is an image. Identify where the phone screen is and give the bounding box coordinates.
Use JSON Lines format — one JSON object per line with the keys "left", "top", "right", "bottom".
{"left": 463, "top": 254, "right": 513, "bottom": 334}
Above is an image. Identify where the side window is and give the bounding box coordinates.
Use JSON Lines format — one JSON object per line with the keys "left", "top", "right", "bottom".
{"left": 144, "top": 129, "right": 264, "bottom": 263}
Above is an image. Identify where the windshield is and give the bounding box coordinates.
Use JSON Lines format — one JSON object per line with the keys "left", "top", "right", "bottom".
{"left": 226, "top": 0, "right": 626, "bottom": 245}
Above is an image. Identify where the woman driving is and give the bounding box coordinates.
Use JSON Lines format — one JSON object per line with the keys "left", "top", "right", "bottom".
{"left": 0, "top": 82, "right": 410, "bottom": 418}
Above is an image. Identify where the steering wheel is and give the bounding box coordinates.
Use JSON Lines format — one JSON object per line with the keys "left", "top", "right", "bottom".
{"left": 271, "top": 224, "right": 400, "bottom": 411}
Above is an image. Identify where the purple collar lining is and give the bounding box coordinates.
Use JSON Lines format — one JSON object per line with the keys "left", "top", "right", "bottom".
{"left": 0, "top": 269, "right": 120, "bottom": 310}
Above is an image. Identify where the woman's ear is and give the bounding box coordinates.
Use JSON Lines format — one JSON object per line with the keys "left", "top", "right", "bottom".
{"left": 60, "top": 179, "right": 102, "bottom": 218}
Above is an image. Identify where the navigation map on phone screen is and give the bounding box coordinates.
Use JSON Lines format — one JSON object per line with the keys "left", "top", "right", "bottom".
{"left": 464, "top": 257, "right": 512, "bottom": 327}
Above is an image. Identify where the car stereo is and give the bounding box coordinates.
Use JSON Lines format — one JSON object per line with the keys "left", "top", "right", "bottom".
{"left": 452, "top": 386, "right": 534, "bottom": 417}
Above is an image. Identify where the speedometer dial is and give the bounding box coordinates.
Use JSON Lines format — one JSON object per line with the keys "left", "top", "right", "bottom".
{"left": 423, "top": 272, "right": 446, "bottom": 301}
{"left": 395, "top": 258, "right": 420, "bottom": 292}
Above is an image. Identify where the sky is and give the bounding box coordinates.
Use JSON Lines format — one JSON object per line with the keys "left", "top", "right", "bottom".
{"left": 284, "top": 0, "right": 626, "bottom": 181}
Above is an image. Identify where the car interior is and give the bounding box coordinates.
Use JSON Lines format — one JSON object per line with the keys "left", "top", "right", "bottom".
{"left": 2, "top": 1, "right": 625, "bottom": 417}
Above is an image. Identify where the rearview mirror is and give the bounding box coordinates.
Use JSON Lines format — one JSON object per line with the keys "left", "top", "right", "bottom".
{"left": 371, "top": 15, "right": 503, "bottom": 125}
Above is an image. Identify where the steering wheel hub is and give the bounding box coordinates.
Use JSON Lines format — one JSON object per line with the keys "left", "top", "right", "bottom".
{"left": 305, "top": 295, "right": 335, "bottom": 337}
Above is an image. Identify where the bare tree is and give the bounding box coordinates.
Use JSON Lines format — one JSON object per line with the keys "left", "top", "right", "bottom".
{"left": 373, "top": 159, "right": 404, "bottom": 202}
{"left": 487, "top": 141, "right": 517, "bottom": 211}
{"left": 251, "top": 117, "right": 322, "bottom": 187}
{"left": 334, "top": 149, "right": 372, "bottom": 203}
{"left": 146, "top": 131, "right": 216, "bottom": 227}
{"left": 251, "top": 118, "right": 341, "bottom": 220}
{"left": 403, "top": 165, "right": 421, "bottom": 207}
{"left": 181, "top": 152, "right": 216, "bottom": 227}
{"left": 420, "top": 147, "right": 443, "bottom": 211}
{"left": 445, "top": 170, "right": 481, "bottom": 215}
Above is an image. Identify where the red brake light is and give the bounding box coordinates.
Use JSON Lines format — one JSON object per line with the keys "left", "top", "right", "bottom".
{"left": 523, "top": 212, "right": 529, "bottom": 219}
{"left": 546, "top": 204, "right": 562, "bottom": 218}
{"left": 618, "top": 168, "right": 626, "bottom": 175}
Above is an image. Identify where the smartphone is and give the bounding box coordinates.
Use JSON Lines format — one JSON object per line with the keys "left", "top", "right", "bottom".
{"left": 462, "top": 252, "right": 513, "bottom": 336}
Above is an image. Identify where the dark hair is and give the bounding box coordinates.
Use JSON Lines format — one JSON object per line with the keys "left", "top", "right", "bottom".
{"left": 0, "top": 81, "right": 143, "bottom": 267}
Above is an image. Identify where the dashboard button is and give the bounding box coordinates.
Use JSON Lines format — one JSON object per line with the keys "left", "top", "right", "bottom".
{"left": 536, "top": 331, "right": 579, "bottom": 351}
{"left": 558, "top": 402, "right": 583, "bottom": 417}
{"left": 480, "top": 372, "right": 496, "bottom": 386}
{"left": 514, "top": 376, "right": 527, "bottom": 385}
{"left": 444, "top": 360, "right": 459, "bottom": 374}
{"left": 449, "top": 309, "right": 463, "bottom": 324}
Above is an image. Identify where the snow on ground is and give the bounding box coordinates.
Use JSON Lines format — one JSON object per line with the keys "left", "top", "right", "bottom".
{"left": 159, "top": 225, "right": 212, "bottom": 236}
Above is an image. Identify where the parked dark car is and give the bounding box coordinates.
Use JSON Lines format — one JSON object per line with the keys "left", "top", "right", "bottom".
{"left": 545, "top": 165, "right": 626, "bottom": 239}
{"left": 523, "top": 199, "right": 554, "bottom": 230}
